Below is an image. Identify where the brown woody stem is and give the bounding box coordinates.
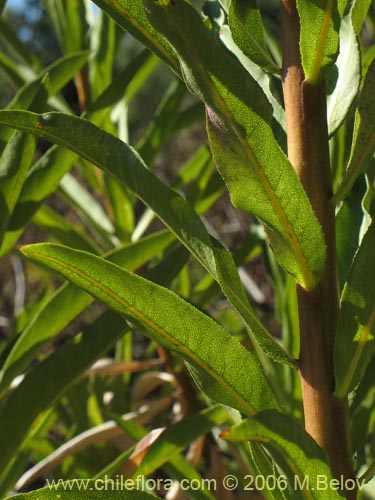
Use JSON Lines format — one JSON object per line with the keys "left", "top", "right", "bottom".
{"left": 280, "top": 1, "right": 355, "bottom": 496}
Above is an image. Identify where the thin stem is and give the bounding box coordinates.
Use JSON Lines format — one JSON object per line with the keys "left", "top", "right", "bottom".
{"left": 75, "top": 65, "right": 91, "bottom": 111}
{"left": 281, "top": 1, "right": 355, "bottom": 497}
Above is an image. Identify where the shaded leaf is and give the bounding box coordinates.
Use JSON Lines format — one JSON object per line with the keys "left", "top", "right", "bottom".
{"left": 58, "top": 173, "right": 115, "bottom": 238}
{"left": 137, "top": 79, "right": 186, "bottom": 165}
{"left": 91, "top": 0, "right": 180, "bottom": 73}
{"left": 144, "top": 0, "right": 326, "bottom": 291}
{"left": 107, "top": 417, "right": 215, "bottom": 500}
{"left": 32, "top": 205, "right": 101, "bottom": 253}
{"left": 0, "top": 110, "right": 294, "bottom": 367}
{"left": 222, "top": 410, "right": 344, "bottom": 500}
{"left": 0, "top": 311, "right": 127, "bottom": 475}
{"left": 219, "top": 25, "right": 285, "bottom": 131}
{"left": 228, "top": 0, "right": 278, "bottom": 73}
{"left": 44, "top": 0, "right": 89, "bottom": 54}
{"left": 0, "top": 230, "right": 174, "bottom": 395}
{"left": 333, "top": 57, "right": 375, "bottom": 203}
{"left": 351, "top": 0, "right": 372, "bottom": 35}
{"left": 5, "top": 485, "right": 158, "bottom": 500}
{"left": 327, "top": 14, "right": 360, "bottom": 136}
{"left": 336, "top": 177, "right": 366, "bottom": 290}
{"left": 335, "top": 219, "right": 375, "bottom": 399}
{"left": 296, "top": 0, "right": 347, "bottom": 84}
{"left": 0, "top": 147, "right": 77, "bottom": 258}
{"left": 136, "top": 405, "right": 228, "bottom": 476}
{"left": 0, "top": 17, "right": 42, "bottom": 71}
{"left": 0, "top": 132, "right": 36, "bottom": 243}
{"left": 89, "top": 10, "right": 116, "bottom": 100}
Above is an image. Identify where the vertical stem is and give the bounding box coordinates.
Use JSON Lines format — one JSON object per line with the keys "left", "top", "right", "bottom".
{"left": 75, "top": 66, "right": 91, "bottom": 111}
{"left": 280, "top": 1, "right": 354, "bottom": 495}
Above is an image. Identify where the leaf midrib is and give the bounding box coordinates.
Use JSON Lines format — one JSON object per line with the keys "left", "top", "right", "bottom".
{"left": 307, "top": 0, "right": 335, "bottom": 84}
{"left": 336, "top": 305, "right": 375, "bottom": 399}
{"left": 0, "top": 109, "right": 295, "bottom": 366}
{"left": 104, "top": 0, "right": 179, "bottom": 72}
{"left": 35, "top": 250, "right": 256, "bottom": 416}
{"left": 162, "top": 9, "right": 315, "bottom": 289}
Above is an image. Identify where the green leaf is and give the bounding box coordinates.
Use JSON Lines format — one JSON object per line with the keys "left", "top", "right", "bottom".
{"left": 32, "top": 205, "right": 101, "bottom": 253}
{"left": 39, "top": 51, "right": 90, "bottom": 96}
{"left": 44, "top": 0, "right": 89, "bottom": 54}
{"left": 0, "top": 0, "right": 7, "bottom": 16}
{"left": 247, "top": 442, "right": 290, "bottom": 500}
{"left": 87, "top": 49, "right": 157, "bottom": 117}
{"left": 296, "top": 0, "right": 347, "bottom": 84}
{"left": 106, "top": 416, "right": 215, "bottom": 500}
{"left": 207, "top": 112, "right": 323, "bottom": 292}
{"left": 327, "top": 14, "right": 361, "bottom": 136}
{"left": 228, "top": 0, "right": 278, "bottom": 73}
{"left": 144, "top": 0, "right": 326, "bottom": 291}
{"left": 20, "top": 243, "right": 280, "bottom": 415}
{"left": 222, "top": 410, "right": 344, "bottom": 500}
{"left": 89, "top": 10, "right": 116, "bottom": 100}
{"left": 211, "top": 238, "right": 295, "bottom": 366}
{"left": 136, "top": 405, "right": 228, "bottom": 476}
{"left": 0, "top": 231, "right": 174, "bottom": 395}
{"left": 336, "top": 178, "right": 366, "bottom": 290}
{"left": 0, "top": 110, "right": 294, "bottom": 367}
{"left": 0, "top": 51, "right": 89, "bottom": 150}
{"left": 0, "top": 17, "right": 42, "bottom": 71}
{"left": 351, "top": 0, "right": 372, "bottom": 35}
{"left": 58, "top": 173, "right": 115, "bottom": 238}
{"left": 136, "top": 79, "right": 186, "bottom": 166}
{"left": 104, "top": 174, "right": 135, "bottom": 241}
{"left": 0, "top": 311, "right": 127, "bottom": 475}
{"left": 0, "top": 132, "right": 36, "bottom": 243}
{"left": 0, "top": 51, "right": 25, "bottom": 88}
{"left": 334, "top": 219, "right": 375, "bottom": 399}
{"left": 0, "top": 146, "right": 77, "bottom": 258}
{"left": 0, "top": 50, "right": 151, "bottom": 257}
{"left": 333, "top": 57, "right": 375, "bottom": 203}
{"left": 5, "top": 485, "right": 158, "bottom": 500}
{"left": 219, "top": 25, "right": 286, "bottom": 132}
{"left": 91, "top": 0, "right": 180, "bottom": 74}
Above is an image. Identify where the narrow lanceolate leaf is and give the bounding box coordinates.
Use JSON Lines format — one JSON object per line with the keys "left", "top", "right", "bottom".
{"left": 327, "top": 14, "right": 360, "bottom": 136}
{"left": 222, "top": 411, "right": 344, "bottom": 500}
{"left": 0, "top": 51, "right": 151, "bottom": 257}
{"left": 0, "top": 231, "right": 174, "bottom": 395}
{"left": 335, "top": 178, "right": 365, "bottom": 290}
{"left": 5, "top": 486, "right": 158, "bottom": 500}
{"left": 296, "top": 0, "right": 347, "bottom": 84}
{"left": 220, "top": 25, "right": 285, "bottom": 131}
{"left": 0, "top": 147, "right": 77, "bottom": 259}
{"left": 0, "top": 51, "right": 89, "bottom": 149}
{"left": 21, "top": 243, "right": 280, "bottom": 415}
{"left": 334, "top": 219, "right": 375, "bottom": 399}
{"left": 333, "top": 57, "right": 375, "bottom": 203}
{"left": 44, "top": 0, "right": 89, "bottom": 54}
{"left": 144, "top": 0, "right": 326, "bottom": 291}
{"left": 136, "top": 405, "right": 228, "bottom": 476}
{"left": 0, "top": 311, "right": 127, "bottom": 475}
{"left": 0, "top": 110, "right": 294, "bottom": 367}
{"left": 91, "top": 0, "right": 180, "bottom": 74}
{"left": 207, "top": 111, "right": 322, "bottom": 292}
{"left": 351, "top": 0, "right": 372, "bottom": 35}
{"left": 211, "top": 238, "right": 295, "bottom": 366}
{"left": 0, "top": 132, "right": 36, "bottom": 242}
{"left": 228, "top": 0, "right": 278, "bottom": 73}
